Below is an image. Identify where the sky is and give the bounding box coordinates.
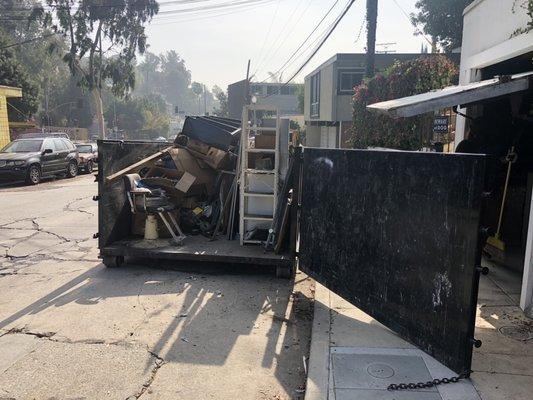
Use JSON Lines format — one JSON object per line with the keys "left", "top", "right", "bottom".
{"left": 144, "top": 0, "right": 428, "bottom": 90}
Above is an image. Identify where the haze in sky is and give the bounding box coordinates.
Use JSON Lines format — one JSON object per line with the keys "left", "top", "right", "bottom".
{"left": 145, "top": 0, "right": 427, "bottom": 90}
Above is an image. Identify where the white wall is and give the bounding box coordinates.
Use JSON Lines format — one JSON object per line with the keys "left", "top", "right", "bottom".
{"left": 460, "top": 0, "right": 533, "bottom": 317}
{"left": 456, "top": 0, "right": 533, "bottom": 142}
{"left": 319, "top": 126, "right": 337, "bottom": 148}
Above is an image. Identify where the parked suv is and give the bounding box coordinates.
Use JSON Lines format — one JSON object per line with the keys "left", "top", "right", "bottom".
{"left": 75, "top": 142, "right": 98, "bottom": 173}
{"left": 0, "top": 137, "right": 79, "bottom": 185}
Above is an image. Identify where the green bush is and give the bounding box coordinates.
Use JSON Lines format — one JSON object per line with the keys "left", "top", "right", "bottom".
{"left": 349, "top": 55, "right": 458, "bottom": 150}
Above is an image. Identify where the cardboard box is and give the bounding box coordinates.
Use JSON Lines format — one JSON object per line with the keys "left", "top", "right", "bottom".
{"left": 255, "top": 134, "right": 276, "bottom": 149}
{"left": 187, "top": 139, "right": 210, "bottom": 155}
{"left": 175, "top": 172, "right": 196, "bottom": 193}
{"left": 167, "top": 148, "right": 216, "bottom": 195}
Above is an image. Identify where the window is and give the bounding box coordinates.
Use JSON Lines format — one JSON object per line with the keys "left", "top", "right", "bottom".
{"left": 338, "top": 69, "right": 364, "bottom": 94}
{"left": 310, "top": 72, "right": 320, "bottom": 117}
{"left": 62, "top": 139, "right": 75, "bottom": 150}
{"left": 76, "top": 144, "right": 93, "bottom": 153}
{"left": 1, "top": 139, "right": 43, "bottom": 153}
{"left": 53, "top": 138, "right": 67, "bottom": 151}
{"left": 280, "top": 86, "right": 296, "bottom": 95}
{"left": 251, "top": 84, "right": 263, "bottom": 95}
{"left": 43, "top": 139, "right": 55, "bottom": 152}
{"left": 266, "top": 85, "right": 280, "bottom": 95}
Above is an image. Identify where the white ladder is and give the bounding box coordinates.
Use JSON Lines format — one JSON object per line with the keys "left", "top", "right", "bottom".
{"left": 239, "top": 104, "right": 280, "bottom": 245}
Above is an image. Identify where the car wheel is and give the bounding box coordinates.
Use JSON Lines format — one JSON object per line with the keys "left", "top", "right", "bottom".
{"left": 26, "top": 164, "right": 41, "bottom": 185}
{"left": 66, "top": 161, "right": 78, "bottom": 178}
{"left": 86, "top": 160, "right": 94, "bottom": 173}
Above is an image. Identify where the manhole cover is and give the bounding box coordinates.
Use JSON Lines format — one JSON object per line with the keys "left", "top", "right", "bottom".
{"left": 367, "top": 363, "right": 394, "bottom": 379}
{"left": 499, "top": 325, "right": 533, "bottom": 341}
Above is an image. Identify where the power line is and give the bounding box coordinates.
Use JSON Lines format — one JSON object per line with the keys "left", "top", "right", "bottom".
{"left": 252, "top": 0, "right": 308, "bottom": 78}
{"left": 257, "top": 0, "right": 315, "bottom": 78}
{"left": 0, "top": 32, "right": 56, "bottom": 50}
{"left": 252, "top": 0, "right": 281, "bottom": 76}
{"left": 263, "top": 0, "right": 357, "bottom": 95}
{"left": 149, "top": 1, "right": 274, "bottom": 25}
{"left": 354, "top": 13, "right": 365, "bottom": 43}
{"left": 259, "top": 0, "right": 340, "bottom": 83}
{"left": 391, "top": 0, "right": 433, "bottom": 46}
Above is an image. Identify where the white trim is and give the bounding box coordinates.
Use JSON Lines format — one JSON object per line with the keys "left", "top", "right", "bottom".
{"left": 463, "top": 0, "right": 486, "bottom": 16}
{"left": 520, "top": 185, "right": 533, "bottom": 317}
{"left": 465, "top": 31, "right": 533, "bottom": 70}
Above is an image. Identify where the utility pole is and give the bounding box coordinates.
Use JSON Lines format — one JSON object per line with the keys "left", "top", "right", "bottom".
{"left": 365, "top": 0, "right": 378, "bottom": 78}
{"left": 244, "top": 59, "right": 251, "bottom": 106}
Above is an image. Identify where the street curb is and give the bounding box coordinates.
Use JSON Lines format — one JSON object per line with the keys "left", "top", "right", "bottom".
{"left": 305, "top": 283, "right": 330, "bottom": 400}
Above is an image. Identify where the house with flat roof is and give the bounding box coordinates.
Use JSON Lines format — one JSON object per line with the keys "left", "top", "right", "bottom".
{"left": 0, "top": 85, "right": 22, "bottom": 148}
{"left": 227, "top": 80, "right": 302, "bottom": 120}
{"left": 303, "top": 53, "right": 460, "bottom": 148}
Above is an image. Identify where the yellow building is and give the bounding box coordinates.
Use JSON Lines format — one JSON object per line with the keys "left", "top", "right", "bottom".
{"left": 0, "top": 85, "right": 23, "bottom": 149}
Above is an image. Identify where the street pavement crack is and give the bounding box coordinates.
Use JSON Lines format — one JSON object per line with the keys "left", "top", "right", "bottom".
{"left": 126, "top": 351, "right": 166, "bottom": 400}
{"left": 63, "top": 196, "right": 95, "bottom": 216}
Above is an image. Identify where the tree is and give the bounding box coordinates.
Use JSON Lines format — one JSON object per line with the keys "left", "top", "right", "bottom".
{"left": 411, "top": 1, "right": 474, "bottom": 53}
{"left": 295, "top": 84, "right": 304, "bottom": 114}
{"left": 0, "top": 37, "right": 40, "bottom": 122}
{"left": 212, "top": 86, "right": 229, "bottom": 117}
{"left": 350, "top": 56, "right": 458, "bottom": 150}
{"left": 190, "top": 82, "right": 204, "bottom": 115}
{"left": 32, "top": 0, "right": 159, "bottom": 138}
{"left": 513, "top": 0, "right": 533, "bottom": 36}
{"left": 39, "top": 74, "right": 94, "bottom": 128}
{"left": 104, "top": 93, "right": 169, "bottom": 139}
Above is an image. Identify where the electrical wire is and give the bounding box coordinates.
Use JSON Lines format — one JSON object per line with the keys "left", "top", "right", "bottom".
{"left": 263, "top": 0, "right": 356, "bottom": 95}
{"left": 391, "top": 0, "right": 433, "bottom": 46}
{"left": 252, "top": 0, "right": 307, "bottom": 78}
{"left": 150, "top": 0, "right": 275, "bottom": 23}
{"left": 149, "top": 1, "right": 274, "bottom": 25}
{"left": 251, "top": 0, "right": 281, "bottom": 75}
{"left": 0, "top": 32, "right": 56, "bottom": 50}
{"left": 258, "top": 0, "right": 315, "bottom": 78}
{"left": 256, "top": 0, "right": 340, "bottom": 83}
{"left": 354, "top": 12, "right": 365, "bottom": 43}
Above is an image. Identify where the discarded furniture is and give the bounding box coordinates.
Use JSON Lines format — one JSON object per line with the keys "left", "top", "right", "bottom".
{"left": 239, "top": 105, "right": 280, "bottom": 245}
{"left": 123, "top": 173, "right": 186, "bottom": 245}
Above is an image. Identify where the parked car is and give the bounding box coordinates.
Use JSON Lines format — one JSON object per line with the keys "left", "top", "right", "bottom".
{"left": 20, "top": 132, "right": 70, "bottom": 139}
{"left": 75, "top": 142, "right": 98, "bottom": 173}
{"left": 0, "top": 137, "right": 79, "bottom": 185}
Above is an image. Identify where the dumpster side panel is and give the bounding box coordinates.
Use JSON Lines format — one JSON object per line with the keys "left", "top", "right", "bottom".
{"left": 298, "top": 148, "right": 486, "bottom": 375}
{"left": 97, "top": 141, "right": 168, "bottom": 249}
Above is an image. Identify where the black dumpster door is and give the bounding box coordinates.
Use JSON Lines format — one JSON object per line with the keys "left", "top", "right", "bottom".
{"left": 298, "top": 148, "right": 486, "bottom": 374}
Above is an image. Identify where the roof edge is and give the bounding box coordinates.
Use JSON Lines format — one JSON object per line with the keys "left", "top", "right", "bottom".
{"left": 463, "top": 0, "right": 485, "bottom": 16}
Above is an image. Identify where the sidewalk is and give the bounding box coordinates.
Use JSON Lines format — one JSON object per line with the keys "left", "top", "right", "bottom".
{"left": 305, "top": 261, "right": 533, "bottom": 400}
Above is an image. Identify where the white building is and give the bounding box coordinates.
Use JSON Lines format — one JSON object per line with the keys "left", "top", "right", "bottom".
{"left": 456, "top": 0, "right": 533, "bottom": 143}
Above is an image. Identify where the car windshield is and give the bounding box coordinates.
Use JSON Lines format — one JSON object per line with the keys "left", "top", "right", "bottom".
{"left": 76, "top": 144, "right": 93, "bottom": 153}
{"left": 1, "top": 140, "right": 43, "bottom": 153}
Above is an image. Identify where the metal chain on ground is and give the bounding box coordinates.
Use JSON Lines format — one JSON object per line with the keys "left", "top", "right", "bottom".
{"left": 387, "top": 371, "right": 471, "bottom": 391}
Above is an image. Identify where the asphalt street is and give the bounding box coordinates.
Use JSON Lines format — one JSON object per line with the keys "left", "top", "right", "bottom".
{"left": 0, "top": 174, "right": 313, "bottom": 400}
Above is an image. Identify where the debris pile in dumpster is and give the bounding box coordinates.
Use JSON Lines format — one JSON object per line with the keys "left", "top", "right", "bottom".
{"left": 103, "top": 115, "right": 294, "bottom": 253}
{"left": 104, "top": 119, "right": 240, "bottom": 243}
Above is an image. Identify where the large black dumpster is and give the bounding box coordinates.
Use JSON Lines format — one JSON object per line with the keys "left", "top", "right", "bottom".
{"left": 96, "top": 140, "right": 295, "bottom": 276}
{"left": 96, "top": 141, "right": 488, "bottom": 376}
